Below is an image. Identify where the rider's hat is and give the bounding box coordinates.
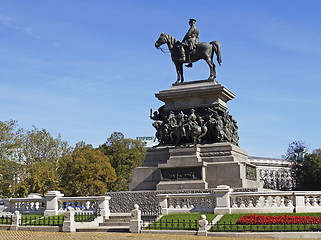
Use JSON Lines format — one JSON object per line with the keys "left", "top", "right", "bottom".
{"left": 189, "top": 18, "right": 196, "bottom": 23}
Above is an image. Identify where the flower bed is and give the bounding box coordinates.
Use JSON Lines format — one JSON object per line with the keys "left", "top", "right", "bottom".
{"left": 237, "top": 215, "right": 321, "bottom": 225}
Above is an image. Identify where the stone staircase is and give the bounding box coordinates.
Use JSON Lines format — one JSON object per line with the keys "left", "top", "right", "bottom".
{"left": 76, "top": 213, "right": 131, "bottom": 232}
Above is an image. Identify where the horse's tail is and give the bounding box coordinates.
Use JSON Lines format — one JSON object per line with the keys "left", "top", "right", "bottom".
{"left": 210, "top": 41, "right": 222, "bottom": 66}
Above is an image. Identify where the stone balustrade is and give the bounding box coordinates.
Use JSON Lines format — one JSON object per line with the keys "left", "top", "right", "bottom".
{"left": 5, "top": 188, "right": 321, "bottom": 220}
{"left": 3, "top": 191, "right": 111, "bottom": 219}
{"left": 293, "top": 192, "right": 321, "bottom": 213}
{"left": 3, "top": 193, "right": 45, "bottom": 215}
{"left": 56, "top": 196, "right": 111, "bottom": 218}
{"left": 158, "top": 187, "right": 321, "bottom": 215}
{"left": 230, "top": 192, "right": 295, "bottom": 213}
{"left": 57, "top": 197, "right": 99, "bottom": 211}
{"left": 230, "top": 191, "right": 321, "bottom": 214}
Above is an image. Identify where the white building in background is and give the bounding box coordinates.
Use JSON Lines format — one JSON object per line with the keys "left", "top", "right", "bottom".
{"left": 136, "top": 137, "right": 158, "bottom": 148}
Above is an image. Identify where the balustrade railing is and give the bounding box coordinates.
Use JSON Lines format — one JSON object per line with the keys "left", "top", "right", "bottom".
{"left": 229, "top": 191, "right": 321, "bottom": 214}
{"left": 158, "top": 189, "right": 321, "bottom": 216}
{"left": 56, "top": 196, "right": 108, "bottom": 215}
{"left": 58, "top": 198, "right": 97, "bottom": 212}
{"left": 4, "top": 194, "right": 45, "bottom": 215}
{"left": 3, "top": 191, "right": 110, "bottom": 220}
{"left": 292, "top": 192, "right": 321, "bottom": 213}
{"left": 5, "top": 188, "right": 321, "bottom": 221}
{"left": 230, "top": 192, "right": 295, "bottom": 213}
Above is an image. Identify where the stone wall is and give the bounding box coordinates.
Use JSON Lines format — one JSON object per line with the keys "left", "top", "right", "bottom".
{"left": 106, "top": 188, "right": 258, "bottom": 213}
{"left": 248, "top": 156, "right": 293, "bottom": 191}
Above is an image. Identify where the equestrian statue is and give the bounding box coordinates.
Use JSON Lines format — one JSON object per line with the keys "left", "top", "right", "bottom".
{"left": 155, "top": 19, "right": 222, "bottom": 84}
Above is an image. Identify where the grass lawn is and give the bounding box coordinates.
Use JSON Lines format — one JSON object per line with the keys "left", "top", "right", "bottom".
{"left": 210, "top": 212, "right": 321, "bottom": 232}
{"left": 74, "top": 213, "right": 97, "bottom": 222}
{"left": 144, "top": 213, "right": 216, "bottom": 230}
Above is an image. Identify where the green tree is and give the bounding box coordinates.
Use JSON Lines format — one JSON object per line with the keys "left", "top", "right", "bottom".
{"left": 0, "top": 121, "right": 72, "bottom": 197}
{"left": 13, "top": 126, "right": 72, "bottom": 197}
{"left": 283, "top": 141, "right": 309, "bottom": 163}
{"left": 15, "top": 162, "right": 60, "bottom": 196}
{"left": 0, "top": 120, "right": 24, "bottom": 197}
{"left": 99, "top": 132, "right": 146, "bottom": 191}
{"left": 59, "top": 144, "right": 117, "bottom": 196}
{"left": 21, "top": 126, "right": 72, "bottom": 170}
{"left": 292, "top": 149, "right": 321, "bottom": 190}
{"left": 0, "top": 120, "right": 22, "bottom": 159}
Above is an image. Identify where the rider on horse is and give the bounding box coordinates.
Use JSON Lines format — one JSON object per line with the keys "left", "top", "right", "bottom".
{"left": 178, "top": 18, "right": 199, "bottom": 68}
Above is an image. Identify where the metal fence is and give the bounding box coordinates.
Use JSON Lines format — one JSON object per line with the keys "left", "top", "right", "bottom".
{"left": 74, "top": 208, "right": 101, "bottom": 222}
{"left": 0, "top": 215, "right": 12, "bottom": 225}
{"left": 141, "top": 206, "right": 161, "bottom": 222}
{"left": 210, "top": 221, "right": 321, "bottom": 232}
{"left": 142, "top": 216, "right": 321, "bottom": 232}
{"left": 142, "top": 218, "right": 198, "bottom": 230}
{"left": 19, "top": 215, "right": 64, "bottom": 226}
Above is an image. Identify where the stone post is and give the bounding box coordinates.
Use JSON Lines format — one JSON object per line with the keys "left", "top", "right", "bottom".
{"left": 197, "top": 214, "right": 208, "bottom": 236}
{"left": 10, "top": 211, "right": 21, "bottom": 231}
{"left": 158, "top": 194, "right": 169, "bottom": 215}
{"left": 214, "top": 185, "right": 233, "bottom": 214}
{"left": 44, "top": 190, "right": 64, "bottom": 216}
{"left": 62, "top": 207, "right": 75, "bottom": 232}
{"left": 130, "top": 204, "right": 142, "bottom": 233}
{"left": 97, "top": 196, "right": 111, "bottom": 220}
{"left": 293, "top": 193, "right": 306, "bottom": 213}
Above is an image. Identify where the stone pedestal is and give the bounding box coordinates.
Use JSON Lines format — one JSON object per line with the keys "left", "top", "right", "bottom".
{"left": 214, "top": 185, "right": 233, "bottom": 214}
{"left": 130, "top": 142, "right": 262, "bottom": 191}
{"left": 198, "top": 214, "right": 208, "bottom": 236}
{"left": 156, "top": 79, "right": 235, "bottom": 112}
{"left": 10, "top": 211, "right": 21, "bottom": 231}
{"left": 62, "top": 207, "right": 75, "bottom": 232}
{"left": 130, "top": 80, "right": 263, "bottom": 191}
{"left": 44, "top": 190, "right": 64, "bottom": 216}
{"left": 130, "top": 204, "right": 142, "bottom": 233}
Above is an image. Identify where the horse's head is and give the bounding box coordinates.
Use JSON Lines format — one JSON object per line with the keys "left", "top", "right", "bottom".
{"left": 155, "top": 33, "right": 168, "bottom": 48}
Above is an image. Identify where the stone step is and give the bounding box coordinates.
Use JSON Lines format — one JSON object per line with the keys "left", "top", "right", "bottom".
{"left": 108, "top": 216, "right": 131, "bottom": 220}
{"left": 109, "top": 213, "right": 131, "bottom": 218}
{"left": 104, "top": 218, "right": 130, "bottom": 223}
{"left": 77, "top": 226, "right": 130, "bottom": 233}
{"left": 99, "top": 221, "right": 130, "bottom": 227}
{"left": 108, "top": 214, "right": 131, "bottom": 221}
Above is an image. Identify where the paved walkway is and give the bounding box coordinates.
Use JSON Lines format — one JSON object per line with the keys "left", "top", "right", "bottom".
{"left": 1, "top": 231, "right": 321, "bottom": 240}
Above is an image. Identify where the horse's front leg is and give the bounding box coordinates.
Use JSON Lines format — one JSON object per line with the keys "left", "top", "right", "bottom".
{"left": 179, "top": 63, "right": 184, "bottom": 83}
{"left": 174, "top": 63, "right": 180, "bottom": 83}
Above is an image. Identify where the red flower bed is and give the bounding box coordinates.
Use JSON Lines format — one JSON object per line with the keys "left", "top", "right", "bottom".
{"left": 237, "top": 215, "right": 321, "bottom": 225}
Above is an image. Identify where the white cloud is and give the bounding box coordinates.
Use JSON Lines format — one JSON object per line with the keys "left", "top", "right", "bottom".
{"left": 0, "top": 14, "right": 15, "bottom": 29}
{"left": 23, "top": 27, "right": 33, "bottom": 35}
{"left": 0, "top": 13, "right": 38, "bottom": 37}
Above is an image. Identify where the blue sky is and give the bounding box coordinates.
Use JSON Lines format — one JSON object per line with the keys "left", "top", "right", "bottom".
{"left": 0, "top": 0, "right": 320, "bottom": 158}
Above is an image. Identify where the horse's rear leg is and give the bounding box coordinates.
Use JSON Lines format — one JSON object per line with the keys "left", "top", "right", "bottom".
{"left": 174, "top": 62, "right": 184, "bottom": 83}
{"left": 205, "top": 58, "right": 215, "bottom": 80}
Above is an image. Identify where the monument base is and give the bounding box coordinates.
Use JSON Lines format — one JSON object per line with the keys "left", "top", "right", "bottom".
{"left": 130, "top": 80, "right": 263, "bottom": 191}
{"left": 129, "top": 142, "right": 263, "bottom": 191}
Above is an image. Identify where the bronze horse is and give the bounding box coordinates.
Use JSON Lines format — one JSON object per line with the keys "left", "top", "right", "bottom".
{"left": 155, "top": 33, "right": 222, "bottom": 83}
